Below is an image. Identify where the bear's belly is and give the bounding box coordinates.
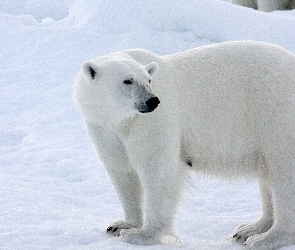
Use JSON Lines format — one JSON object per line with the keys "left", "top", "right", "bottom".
{"left": 181, "top": 145, "right": 261, "bottom": 178}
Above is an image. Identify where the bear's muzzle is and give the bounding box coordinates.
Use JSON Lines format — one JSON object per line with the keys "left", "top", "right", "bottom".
{"left": 138, "top": 96, "right": 160, "bottom": 113}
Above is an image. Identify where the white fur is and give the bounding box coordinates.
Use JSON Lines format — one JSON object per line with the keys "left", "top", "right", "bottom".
{"left": 74, "top": 41, "right": 295, "bottom": 249}
{"left": 231, "top": 0, "right": 295, "bottom": 11}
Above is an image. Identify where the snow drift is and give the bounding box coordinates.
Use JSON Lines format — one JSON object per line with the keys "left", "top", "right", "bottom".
{"left": 1, "top": 0, "right": 295, "bottom": 249}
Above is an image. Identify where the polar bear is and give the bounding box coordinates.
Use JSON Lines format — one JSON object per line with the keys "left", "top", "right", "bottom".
{"left": 231, "top": 0, "right": 295, "bottom": 11}
{"left": 74, "top": 41, "right": 295, "bottom": 250}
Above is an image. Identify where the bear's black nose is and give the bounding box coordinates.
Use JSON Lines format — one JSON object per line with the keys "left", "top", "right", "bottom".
{"left": 146, "top": 97, "right": 160, "bottom": 111}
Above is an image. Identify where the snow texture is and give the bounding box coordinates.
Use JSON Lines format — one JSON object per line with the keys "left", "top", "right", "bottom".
{"left": 1, "top": 0, "right": 295, "bottom": 249}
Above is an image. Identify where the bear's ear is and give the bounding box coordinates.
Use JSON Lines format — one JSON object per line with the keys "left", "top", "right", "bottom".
{"left": 145, "top": 62, "right": 159, "bottom": 77}
{"left": 82, "top": 62, "right": 101, "bottom": 82}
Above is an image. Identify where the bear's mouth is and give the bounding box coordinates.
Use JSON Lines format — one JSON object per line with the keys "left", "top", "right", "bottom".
{"left": 137, "top": 105, "right": 158, "bottom": 113}
{"left": 139, "top": 109, "right": 155, "bottom": 113}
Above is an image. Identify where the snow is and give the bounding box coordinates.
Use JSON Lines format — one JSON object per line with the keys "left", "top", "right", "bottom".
{"left": 1, "top": 0, "right": 295, "bottom": 249}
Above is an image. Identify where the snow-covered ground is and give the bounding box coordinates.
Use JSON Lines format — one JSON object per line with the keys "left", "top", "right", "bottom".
{"left": 1, "top": 0, "right": 295, "bottom": 249}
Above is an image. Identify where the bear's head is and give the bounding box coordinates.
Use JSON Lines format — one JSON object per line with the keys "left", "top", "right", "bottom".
{"left": 75, "top": 57, "right": 160, "bottom": 125}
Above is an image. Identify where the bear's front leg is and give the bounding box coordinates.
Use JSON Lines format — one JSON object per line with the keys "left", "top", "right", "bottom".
{"left": 104, "top": 168, "right": 144, "bottom": 236}
{"left": 119, "top": 154, "right": 184, "bottom": 245}
{"left": 85, "top": 123, "right": 144, "bottom": 235}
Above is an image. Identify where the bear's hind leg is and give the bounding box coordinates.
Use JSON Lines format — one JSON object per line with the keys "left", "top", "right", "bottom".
{"left": 257, "top": 0, "right": 290, "bottom": 11}
{"left": 245, "top": 149, "right": 295, "bottom": 249}
{"left": 232, "top": 177, "right": 274, "bottom": 243}
{"left": 287, "top": 0, "right": 295, "bottom": 10}
{"left": 231, "top": 0, "right": 258, "bottom": 9}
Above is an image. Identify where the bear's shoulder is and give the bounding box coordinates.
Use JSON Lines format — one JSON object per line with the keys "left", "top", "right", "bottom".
{"left": 91, "top": 52, "right": 133, "bottom": 65}
{"left": 89, "top": 49, "right": 161, "bottom": 66}
{"left": 122, "top": 49, "right": 161, "bottom": 65}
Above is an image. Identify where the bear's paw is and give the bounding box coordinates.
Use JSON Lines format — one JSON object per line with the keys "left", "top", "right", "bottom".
{"left": 119, "top": 228, "right": 160, "bottom": 245}
{"left": 106, "top": 220, "right": 138, "bottom": 236}
{"left": 244, "top": 229, "right": 295, "bottom": 250}
{"left": 231, "top": 218, "right": 273, "bottom": 242}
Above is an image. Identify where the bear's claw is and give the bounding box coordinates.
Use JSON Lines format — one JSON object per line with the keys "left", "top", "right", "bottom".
{"left": 107, "top": 226, "right": 119, "bottom": 234}
{"left": 106, "top": 221, "right": 138, "bottom": 236}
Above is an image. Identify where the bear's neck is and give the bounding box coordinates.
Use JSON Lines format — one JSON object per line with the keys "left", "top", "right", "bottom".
{"left": 110, "top": 115, "right": 137, "bottom": 140}
{"left": 90, "top": 111, "right": 138, "bottom": 140}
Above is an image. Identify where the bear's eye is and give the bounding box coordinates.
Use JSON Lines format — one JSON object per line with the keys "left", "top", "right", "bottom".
{"left": 123, "top": 79, "right": 133, "bottom": 85}
{"left": 149, "top": 80, "right": 151, "bottom": 84}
